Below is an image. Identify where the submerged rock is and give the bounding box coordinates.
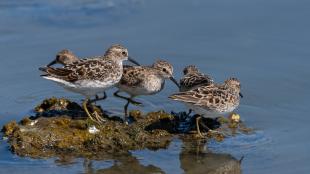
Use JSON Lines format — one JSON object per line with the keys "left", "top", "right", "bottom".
{"left": 1, "top": 98, "right": 252, "bottom": 159}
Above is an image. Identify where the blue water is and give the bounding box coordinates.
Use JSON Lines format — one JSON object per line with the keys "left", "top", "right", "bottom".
{"left": 1, "top": 0, "right": 310, "bottom": 173}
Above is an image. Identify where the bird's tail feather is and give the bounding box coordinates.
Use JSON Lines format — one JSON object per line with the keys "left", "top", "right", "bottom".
{"left": 169, "top": 92, "right": 198, "bottom": 103}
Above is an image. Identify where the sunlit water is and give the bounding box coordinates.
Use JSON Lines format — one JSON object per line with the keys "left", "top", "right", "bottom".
{"left": 1, "top": 0, "right": 310, "bottom": 173}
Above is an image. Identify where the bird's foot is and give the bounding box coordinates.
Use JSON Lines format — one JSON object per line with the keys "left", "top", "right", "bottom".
{"left": 195, "top": 131, "right": 207, "bottom": 138}
{"left": 92, "top": 111, "right": 106, "bottom": 123}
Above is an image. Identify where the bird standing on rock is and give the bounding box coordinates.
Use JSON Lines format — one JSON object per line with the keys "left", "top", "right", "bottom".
{"left": 179, "top": 65, "right": 214, "bottom": 115}
{"left": 169, "top": 78, "right": 243, "bottom": 137}
{"left": 114, "top": 59, "right": 180, "bottom": 120}
{"left": 39, "top": 44, "right": 140, "bottom": 123}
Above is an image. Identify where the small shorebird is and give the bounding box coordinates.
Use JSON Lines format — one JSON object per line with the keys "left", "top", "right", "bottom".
{"left": 179, "top": 65, "right": 214, "bottom": 115}
{"left": 169, "top": 78, "right": 243, "bottom": 136}
{"left": 114, "top": 59, "right": 180, "bottom": 119}
{"left": 45, "top": 49, "right": 140, "bottom": 103}
{"left": 180, "top": 65, "right": 214, "bottom": 92}
{"left": 39, "top": 44, "right": 140, "bottom": 123}
{"left": 47, "top": 49, "right": 79, "bottom": 67}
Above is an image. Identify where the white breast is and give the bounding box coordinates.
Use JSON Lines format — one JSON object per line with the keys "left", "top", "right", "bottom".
{"left": 144, "top": 75, "right": 165, "bottom": 94}
{"left": 43, "top": 76, "right": 121, "bottom": 97}
{"left": 118, "top": 75, "right": 165, "bottom": 96}
{"left": 185, "top": 103, "right": 234, "bottom": 118}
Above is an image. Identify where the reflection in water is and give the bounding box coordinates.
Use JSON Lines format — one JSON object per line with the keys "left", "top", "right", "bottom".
{"left": 53, "top": 139, "right": 241, "bottom": 174}
{"left": 82, "top": 154, "right": 164, "bottom": 174}
{"left": 180, "top": 139, "right": 241, "bottom": 174}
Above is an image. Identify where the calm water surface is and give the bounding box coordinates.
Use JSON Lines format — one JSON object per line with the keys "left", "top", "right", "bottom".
{"left": 1, "top": 0, "right": 310, "bottom": 173}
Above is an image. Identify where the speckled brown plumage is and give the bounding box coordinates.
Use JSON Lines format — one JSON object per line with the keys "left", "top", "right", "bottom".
{"left": 180, "top": 65, "right": 213, "bottom": 92}
{"left": 169, "top": 78, "right": 242, "bottom": 117}
{"left": 117, "top": 60, "right": 178, "bottom": 96}
{"left": 114, "top": 60, "right": 180, "bottom": 118}
{"left": 39, "top": 44, "right": 139, "bottom": 123}
{"left": 42, "top": 58, "right": 123, "bottom": 82}
{"left": 39, "top": 44, "right": 135, "bottom": 97}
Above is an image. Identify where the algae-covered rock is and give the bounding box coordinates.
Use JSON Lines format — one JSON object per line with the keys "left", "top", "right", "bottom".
{"left": 1, "top": 97, "right": 252, "bottom": 159}
{"left": 35, "top": 97, "right": 79, "bottom": 112}
{"left": 20, "top": 117, "right": 32, "bottom": 126}
{"left": 2, "top": 114, "right": 175, "bottom": 158}
{"left": 34, "top": 97, "right": 106, "bottom": 118}
{"left": 2, "top": 100, "right": 178, "bottom": 159}
{"left": 2, "top": 121, "right": 18, "bottom": 137}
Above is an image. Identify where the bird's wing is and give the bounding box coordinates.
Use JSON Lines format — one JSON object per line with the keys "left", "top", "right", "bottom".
{"left": 119, "top": 66, "right": 147, "bottom": 87}
{"left": 180, "top": 73, "right": 213, "bottom": 90}
{"left": 169, "top": 85, "right": 228, "bottom": 110}
{"left": 40, "top": 59, "right": 115, "bottom": 82}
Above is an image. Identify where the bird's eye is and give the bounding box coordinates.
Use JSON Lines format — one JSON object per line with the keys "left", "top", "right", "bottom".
{"left": 163, "top": 68, "right": 167, "bottom": 72}
{"left": 122, "top": 51, "right": 127, "bottom": 56}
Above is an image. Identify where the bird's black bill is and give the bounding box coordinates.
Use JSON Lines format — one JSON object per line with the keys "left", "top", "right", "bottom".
{"left": 128, "top": 56, "right": 140, "bottom": 66}
{"left": 239, "top": 93, "right": 243, "bottom": 98}
{"left": 47, "top": 59, "right": 57, "bottom": 67}
{"left": 170, "top": 77, "right": 181, "bottom": 88}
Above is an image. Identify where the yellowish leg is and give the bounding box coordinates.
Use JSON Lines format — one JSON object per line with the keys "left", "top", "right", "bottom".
{"left": 199, "top": 119, "right": 228, "bottom": 136}
{"left": 196, "top": 116, "right": 204, "bottom": 137}
{"left": 83, "top": 98, "right": 98, "bottom": 123}
{"left": 93, "top": 110, "right": 105, "bottom": 123}
{"left": 88, "top": 101, "right": 105, "bottom": 123}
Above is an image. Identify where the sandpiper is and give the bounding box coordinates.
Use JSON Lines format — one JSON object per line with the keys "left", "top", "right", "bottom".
{"left": 169, "top": 78, "right": 243, "bottom": 136}
{"left": 47, "top": 49, "right": 79, "bottom": 67}
{"left": 180, "top": 65, "right": 214, "bottom": 115}
{"left": 45, "top": 49, "right": 141, "bottom": 103}
{"left": 180, "top": 65, "right": 214, "bottom": 92}
{"left": 39, "top": 44, "right": 140, "bottom": 123}
{"left": 46, "top": 49, "right": 108, "bottom": 102}
{"left": 114, "top": 59, "right": 180, "bottom": 119}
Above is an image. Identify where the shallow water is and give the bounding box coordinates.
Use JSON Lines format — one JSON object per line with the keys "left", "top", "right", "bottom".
{"left": 1, "top": 0, "right": 310, "bottom": 173}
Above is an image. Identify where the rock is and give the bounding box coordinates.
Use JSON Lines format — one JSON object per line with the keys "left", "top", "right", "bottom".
{"left": 1, "top": 121, "right": 18, "bottom": 137}
{"left": 1, "top": 110, "right": 176, "bottom": 159}
{"left": 1, "top": 97, "right": 252, "bottom": 159}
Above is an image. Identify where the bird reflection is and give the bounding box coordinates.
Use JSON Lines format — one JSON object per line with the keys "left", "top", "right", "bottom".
{"left": 82, "top": 153, "right": 164, "bottom": 174}
{"left": 54, "top": 140, "right": 241, "bottom": 174}
{"left": 179, "top": 139, "right": 242, "bottom": 174}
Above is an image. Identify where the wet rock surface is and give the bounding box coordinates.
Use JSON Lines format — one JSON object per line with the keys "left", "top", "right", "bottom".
{"left": 1, "top": 97, "right": 252, "bottom": 163}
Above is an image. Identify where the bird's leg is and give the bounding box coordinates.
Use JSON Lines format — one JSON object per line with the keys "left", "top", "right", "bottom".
{"left": 124, "top": 100, "right": 130, "bottom": 122}
{"left": 113, "top": 90, "right": 142, "bottom": 106}
{"left": 89, "top": 94, "right": 107, "bottom": 123}
{"left": 196, "top": 116, "right": 204, "bottom": 137}
{"left": 84, "top": 98, "right": 105, "bottom": 124}
{"left": 92, "top": 110, "right": 105, "bottom": 123}
{"left": 83, "top": 98, "right": 98, "bottom": 123}
{"left": 199, "top": 120, "right": 228, "bottom": 136}
{"left": 90, "top": 92, "right": 107, "bottom": 103}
